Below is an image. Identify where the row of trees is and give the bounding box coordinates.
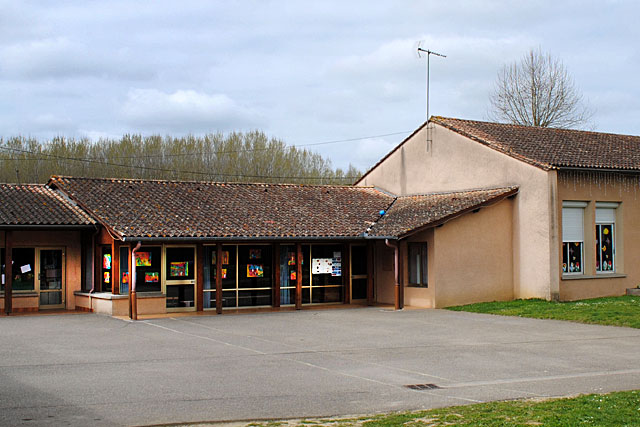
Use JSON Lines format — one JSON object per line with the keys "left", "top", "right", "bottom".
{"left": 0, "top": 131, "right": 361, "bottom": 185}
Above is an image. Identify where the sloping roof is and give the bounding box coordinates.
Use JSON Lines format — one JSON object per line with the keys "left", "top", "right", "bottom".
{"left": 48, "top": 176, "right": 396, "bottom": 239}
{"left": 368, "top": 187, "right": 518, "bottom": 238}
{"left": 432, "top": 117, "right": 640, "bottom": 171}
{"left": 0, "top": 184, "right": 96, "bottom": 226}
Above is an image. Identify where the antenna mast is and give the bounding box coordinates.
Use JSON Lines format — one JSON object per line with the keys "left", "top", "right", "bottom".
{"left": 416, "top": 44, "right": 446, "bottom": 121}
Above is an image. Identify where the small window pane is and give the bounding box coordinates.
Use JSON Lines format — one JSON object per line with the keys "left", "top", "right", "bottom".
{"left": 12, "top": 248, "right": 35, "bottom": 291}
{"left": 135, "top": 246, "right": 162, "bottom": 292}
{"left": 408, "top": 243, "right": 427, "bottom": 287}
{"left": 165, "top": 247, "right": 195, "bottom": 281}
{"left": 596, "top": 224, "right": 614, "bottom": 272}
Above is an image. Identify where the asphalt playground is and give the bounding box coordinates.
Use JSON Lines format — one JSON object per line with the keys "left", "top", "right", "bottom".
{"left": 1, "top": 307, "right": 639, "bottom": 426}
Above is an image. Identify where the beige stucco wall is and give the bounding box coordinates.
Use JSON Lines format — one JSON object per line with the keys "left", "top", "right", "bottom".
{"left": 557, "top": 171, "right": 639, "bottom": 300}
{"left": 432, "top": 198, "right": 514, "bottom": 308}
{"left": 373, "top": 240, "right": 397, "bottom": 305}
{"left": 1, "top": 230, "right": 83, "bottom": 310}
{"left": 358, "top": 123, "right": 557, "bottom": 300}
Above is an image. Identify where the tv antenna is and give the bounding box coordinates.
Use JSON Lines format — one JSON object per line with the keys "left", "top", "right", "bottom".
{"left": 415, "top": 41, "right": 446, "bottom": 121}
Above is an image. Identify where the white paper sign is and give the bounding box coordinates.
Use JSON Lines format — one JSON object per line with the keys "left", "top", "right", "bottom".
{"left": 312, "top": 258, "right": 332, "bottom": 274}
{"left": 21, "top": 264, "right": 31, "bottom": 273}
{"left": 1, "top": 274, "right": 4, "bottom": 285}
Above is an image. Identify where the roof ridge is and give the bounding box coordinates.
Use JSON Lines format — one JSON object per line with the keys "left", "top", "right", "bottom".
{"left": 397, "top": 185, "right": 518, "bottom": 198}
{"left": 50, "top": 175, "right": 375, "bottom": 189}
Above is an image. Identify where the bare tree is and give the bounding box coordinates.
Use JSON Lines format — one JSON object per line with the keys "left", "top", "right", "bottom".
{"left": 489, "top": 48, "right": 594, "bottom": 129}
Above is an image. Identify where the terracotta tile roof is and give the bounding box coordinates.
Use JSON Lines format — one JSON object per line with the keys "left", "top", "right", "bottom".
{"left": 0, "top": 184, "right": 95, "bottom": 226}
{"left": 432, "top": 117, "right": 640, "bottom": 171}
{"left": 48, "top": 176, "right": 396, "bottom": 239}
{"left": 369, "top": 187, "right": 518, "bottom": 238}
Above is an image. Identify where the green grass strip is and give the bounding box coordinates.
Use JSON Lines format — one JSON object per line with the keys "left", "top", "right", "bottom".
{"left": 446, "top": 296, "right": 640, "bottom": 329}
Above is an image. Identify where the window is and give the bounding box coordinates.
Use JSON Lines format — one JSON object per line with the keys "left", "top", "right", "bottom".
{"left": 134, "top": 246, "right": 162, "bottom": 292}
{"left": 562, "top": 205, "right": 585, "bottom": 274}
{"left": 408, "top": 243, "right": 428, "bottom": 287}
{"left": 595, "top": 204, "right": 616, "bottom": 273}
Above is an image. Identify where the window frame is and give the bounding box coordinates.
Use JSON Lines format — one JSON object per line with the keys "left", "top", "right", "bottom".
{"left": 595, "top": 204, "right": 617, "bottom": 274}
{"left": 562, "top": 203, "right": 586, "bottom": 276}
{"left": 407, "top": 242, "right": 428, "bottom": 287}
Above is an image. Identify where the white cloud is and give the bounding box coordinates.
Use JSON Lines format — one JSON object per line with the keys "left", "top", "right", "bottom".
{"left": 121, "top": 89, "right": 262, "bottom": 133}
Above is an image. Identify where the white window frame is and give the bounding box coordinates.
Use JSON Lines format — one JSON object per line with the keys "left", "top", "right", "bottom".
{"left": 562, "top": 202, "right": 586, "bottom": 275}
{"left": 595, "top": 203, "right": 618, "bottom": 274}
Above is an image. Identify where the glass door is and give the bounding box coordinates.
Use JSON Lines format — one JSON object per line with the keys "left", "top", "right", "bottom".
{"left": 38, "top": 249, "right": 64, "bottom": 308}
{"left": 350, "top": 245, "right": 368, "bottom": 302}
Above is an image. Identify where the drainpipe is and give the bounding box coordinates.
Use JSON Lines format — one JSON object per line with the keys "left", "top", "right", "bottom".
{"left": 385, "top": 239, "right": 402, "bottom": 310}
{"left": 130, "top": 241, "right": 142, "bottom": 320}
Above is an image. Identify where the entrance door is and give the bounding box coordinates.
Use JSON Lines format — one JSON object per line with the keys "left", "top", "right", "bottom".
{"left": 350, "top": 245, "right": 368, "bottom": 301}
{"left": 39, "top": 249, "right": 64, "bottom": 308}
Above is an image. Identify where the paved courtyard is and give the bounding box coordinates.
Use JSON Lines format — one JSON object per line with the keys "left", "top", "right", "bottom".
{"left": 1, "top": 307, "right": 639, "bottom": 426}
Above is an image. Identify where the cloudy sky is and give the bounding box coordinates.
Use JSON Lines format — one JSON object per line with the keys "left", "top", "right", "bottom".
{"left": 1, "top": 1, "right": 638, "bottom": 170}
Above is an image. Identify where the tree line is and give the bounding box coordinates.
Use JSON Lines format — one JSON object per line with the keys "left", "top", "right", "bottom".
{"left": 0, "top": 131, "right": 361, "bottom": 185}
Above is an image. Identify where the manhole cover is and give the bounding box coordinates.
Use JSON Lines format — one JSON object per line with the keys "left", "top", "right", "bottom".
{"left": 404, "top": 383, "right": 441, "bottom": 390}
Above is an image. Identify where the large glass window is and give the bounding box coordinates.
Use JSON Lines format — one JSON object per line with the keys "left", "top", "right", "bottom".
{"left": 204, "top": 245, "right": 237, "bottom": 309}
{"left": 237, "top": 245, "right": 272, "bottom": 307}
{"left": 101, "top": 245, "right": 112, "bottom": 292}
{"left": 596, "top": 207, "right": 616, "bottom": 273}
{"left": 307, "top": 244, "right": 342, "bottom": 304}
{"left": 119, "top": 247, "right": 130, "bottom": 295}
{"left": 165, "top": 247, "right": 195, "bottom": 282}
{"left": 134, "top": 246, "right": 162, "bottom": 292}
{"left": 280, "top": 245, "right": 297, "bottom": 305}
{"left": 562, "top": 206, "right": 584, "bottom": 274}
{"left": 408, "top": 243, "right": 428, "bottom": 287}
{"left": 10, "top": 248, "right": 35, "bottom": 291}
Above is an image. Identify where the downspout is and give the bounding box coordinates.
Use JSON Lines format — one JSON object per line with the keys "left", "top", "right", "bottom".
{"left": 130, "top": 241, "right": 142, "bottom": 320}
{"left": 385, "top": 239, "right": 402, "bottom": 310}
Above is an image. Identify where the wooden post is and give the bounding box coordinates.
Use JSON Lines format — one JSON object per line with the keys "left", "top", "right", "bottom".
{"left": 112, "top": 242, "right": 119, "bottom": 294}
{"left": 342, "top": 243, "right": 350, "bottom": 304}
{"left": 366, "top": 241, "right": 374, "bottom": 306}
{"left": 196, "top": 244, "right": 204, "bottom": 311}
{"left": 215, "top": 243, "right": 223, "bottom": 314}
{"left": 95, "top": 243, "right": 102, "bottom": 292}
{"left": 398, "top": 242, "right": 404, "bottom": 310}
{"left": 273, "top": 244, "right": 280, "bottom": 308}
{"left": 4, "top": 231, "right": 12, "bottom": 315}
{"left": 295, "top": 243, "right": 302, "bottom": 310}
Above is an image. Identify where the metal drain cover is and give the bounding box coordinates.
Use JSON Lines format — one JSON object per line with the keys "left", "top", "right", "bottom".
{"left": 404, "top": 383, "right": 441, "bottom": 390}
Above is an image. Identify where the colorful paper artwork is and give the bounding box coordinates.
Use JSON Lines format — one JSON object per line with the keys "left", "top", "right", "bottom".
{"left": 135, "top": 252, "right": 152, "bottom": 267}
{"left": 145, "top": 272, "right": 159, "bottom": 282}
{"left": 212, "top": 251, "right": 230, "bottom": 265}
{"left": 103, "top": 254, "right": 111, "bottom": 270}
{"left": 249, "top": 249, "right": 261, "bottom": 259}
{"left": 122, "top": 272, "right": 130, "bottom": 285}
{"left": 103, "top": 272, "right": 110, "bottom": 284}
{"left": 290, "top": 271, "right": 296, "bottom": 281}
{"left": 222, "top": 268, "right": 227, "bottom": 279}
{"left": 247, "top": 264, "right": 263, "bottom": 278}
{"left": 170, "top": 261, "right": 188, "bottom": 277}
{"left": 287, "top": 253, "right": 295, "bottom": 265}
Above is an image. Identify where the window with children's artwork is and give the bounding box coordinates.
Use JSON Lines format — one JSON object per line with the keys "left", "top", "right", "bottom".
{"left": 595, "top": 206, "right": 616, "bottom": 273}
{"left": 101, "top": 245, "right": 112, "bottom": 292}
{"left": 408, "top": 243, "right": 428, "bottom": 287}
{"left": 135, "top": 246, "right": 162, "bottom": 292}
{"left": 562, "top": 206, "right": 584, "bottom": 274}
{"left": 165, "top": 247, "right": 195, "bottom": 281}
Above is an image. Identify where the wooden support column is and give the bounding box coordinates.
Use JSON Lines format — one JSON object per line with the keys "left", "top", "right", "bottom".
{"left": 398, "top": 242, "right": 404, "bottom": 310}
{"left": 295, "top": 243, "right": 302, "bottom": 310}
{"left": 215, "top": 243, "right": 223, "bottom": 314}
{"left": 94, "top": 241, "right": 101, "bottom": 292}
{"left": 196, "top": 243, "right": 204, "bottom": 312}
{"left": 366, "top": 241, "right": 374, "bottom": 306}
{"left": 112, "top": 241, "right": 120, "bottom": 294}
{"left": 273, "top": 244, "right": 280, "bottom": 308}
{"left": 342, "top": 243, "right": 350, "bottom": 304}
{"left": 4, "top": 231, "right": 13, "bottom": 315}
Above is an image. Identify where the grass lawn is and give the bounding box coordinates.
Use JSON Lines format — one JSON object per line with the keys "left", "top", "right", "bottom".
{"left": 246, "top": 390, "right": 640, "bottom": 426}
{"left": 445, "top": 295, "right": 640, "bottom": 329}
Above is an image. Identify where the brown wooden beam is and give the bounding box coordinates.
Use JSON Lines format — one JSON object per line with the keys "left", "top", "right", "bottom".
{"left": 4, "top": 230, "right": 12, "bottom": 315}
{"left": 215, "top": 243, "right": 223, "bottom": 314}
{"left": 196, "top": 243, "right": 204, "bottom": 312}
{"left": 398, "top": 242, "right": 404, "bottom": 310}
{"left": 366, "top": 242, "right": 374, "bottom": 306}
{"left": 273, "top": 244, "right": 280, "bottom": 308}
{"left": 342, "top": 243, "right": 350, "bottom": 304}
{"left": 295, "top": 243, "right": 302, "bottom": 310}
{"left": 112, "top": 241, "right": 119, "bottom": 294}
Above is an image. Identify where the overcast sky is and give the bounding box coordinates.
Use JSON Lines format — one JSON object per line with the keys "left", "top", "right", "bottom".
{"left": 1, "top": 1, "right": 638, "bottom": 171}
